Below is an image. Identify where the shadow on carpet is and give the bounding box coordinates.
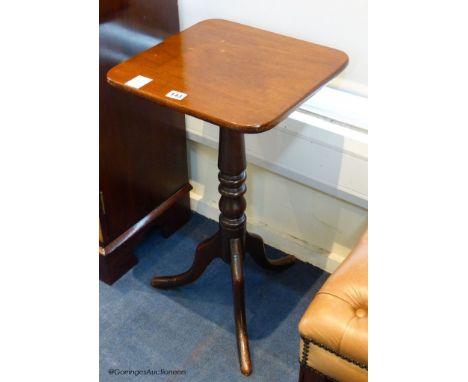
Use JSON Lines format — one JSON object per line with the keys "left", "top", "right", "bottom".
{"left": 100, "top": 213, "right": 329, "bottom": 382}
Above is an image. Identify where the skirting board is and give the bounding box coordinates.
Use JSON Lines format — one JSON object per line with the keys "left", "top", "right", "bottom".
{"left": 190, "top": 190, "right": 345, "bottom": 273}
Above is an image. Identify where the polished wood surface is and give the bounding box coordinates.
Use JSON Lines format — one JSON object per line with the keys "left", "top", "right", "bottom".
{"left": 99, "top": 0, "right": 191, "bottom": 284}
{"left": 230, "top": 237, "right": 251, "bottom": 375}
{"left": 100, "top": 184, "right": 192, "bottom": 256}
{"left": 107, "top": 19, "right": 348, "bottom": 133}
{"left": 150, "top": 128, "right": 296, "bottom": 375}
{"left": 151, "top": 232, "right": 220, "bottom": 289}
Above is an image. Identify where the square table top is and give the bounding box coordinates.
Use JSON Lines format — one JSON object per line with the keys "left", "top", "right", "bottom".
{"left": 107, "top": 19, "right": 348, "bottom": 133}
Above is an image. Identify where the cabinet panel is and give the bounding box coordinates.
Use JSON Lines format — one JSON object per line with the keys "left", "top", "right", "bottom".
{"left": 99, "top": 0, "right": 191, "bottom": 284}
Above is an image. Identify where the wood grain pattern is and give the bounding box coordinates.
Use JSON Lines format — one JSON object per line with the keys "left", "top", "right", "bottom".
{"left": 107, "top": 19, "right": 348, "bottom": 133}
{"left": 99, "top": 0, "right": 191, "bottom": 284}
{"left": 100, "top": 0, "right": 187, "bottom": 243}
{"left": 99, "top": 184, "right": 192, "bottom": 256}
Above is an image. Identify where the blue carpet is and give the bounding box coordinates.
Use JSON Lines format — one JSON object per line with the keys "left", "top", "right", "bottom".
{"left": 100, "top": 213, "right": 329, "bottom": 381}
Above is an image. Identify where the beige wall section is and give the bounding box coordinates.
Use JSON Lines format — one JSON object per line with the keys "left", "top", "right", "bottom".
{"left": 188, "top": 141, "right": 367, "bottom": 273}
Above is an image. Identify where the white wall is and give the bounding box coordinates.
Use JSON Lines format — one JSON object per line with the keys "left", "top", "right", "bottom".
{"left": 179, "top": 1, "right": 368, "bottom": 272}
{"left": 179, "top": 0, "right": 368, "bottom": 96}
{"left": 189, "top": 141, "right": 367, "bottom": 273}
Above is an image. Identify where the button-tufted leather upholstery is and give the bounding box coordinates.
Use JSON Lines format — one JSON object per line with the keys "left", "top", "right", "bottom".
{"left": 298, "top": 230, "right": 368, "bottom": 382}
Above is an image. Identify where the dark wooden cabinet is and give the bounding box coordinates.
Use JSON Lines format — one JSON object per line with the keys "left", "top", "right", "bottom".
{"left": 99, "top": 0, "right": 191, "bottom": 284}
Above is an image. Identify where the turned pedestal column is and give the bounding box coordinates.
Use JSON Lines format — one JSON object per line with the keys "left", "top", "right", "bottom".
{"left": 151, "top": 128, "right": 295, "bottom": 374}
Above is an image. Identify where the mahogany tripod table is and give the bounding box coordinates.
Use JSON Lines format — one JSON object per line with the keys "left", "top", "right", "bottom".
{"left": 107, "top": 19, "right": 348, "bottom": 376}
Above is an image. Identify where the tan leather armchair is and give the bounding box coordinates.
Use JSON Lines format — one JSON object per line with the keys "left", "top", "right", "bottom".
{"left": 298, "top": 231, "right": 368, "bottom": 382}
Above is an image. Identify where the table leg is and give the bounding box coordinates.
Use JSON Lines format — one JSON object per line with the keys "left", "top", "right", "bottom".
{"left": 230, "top": 237, "right": 252, "bottom": 375}
{"left": 218, "top": 128, "right": 252, "bottom": 374}
{"left": 150, "top": 127, "right": 295, "bottom": 375}
{"left": 246, "top": 232, "right": 296, "bottom": 270}
{"left": 151, "top": 232, "right": 220, "bottom": 288}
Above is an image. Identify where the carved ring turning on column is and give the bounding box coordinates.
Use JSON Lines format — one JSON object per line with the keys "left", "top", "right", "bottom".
{"left": 151, "top": 127, "right": 296, "bottom": 375}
